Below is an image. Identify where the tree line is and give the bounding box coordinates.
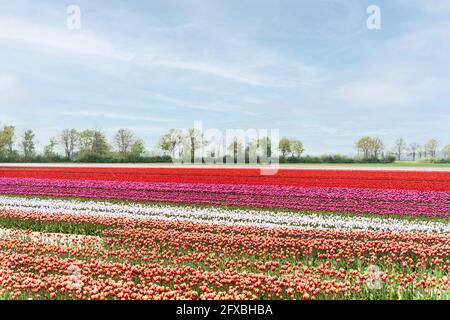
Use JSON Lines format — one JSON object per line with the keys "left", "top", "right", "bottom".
{"left": 0, "top": 126, "right": 169, "bottom": 163}
{"left": 158, "top": 129, "right": 366, "bottom": 165}
{"left": 158, "top": 128, "right": 284, "bottom": 164}
{"left": 355, "top": 136, "right": 450, "bottom": 162}
{"left": 0, "top": 124, "right": 449, "bottom": 163}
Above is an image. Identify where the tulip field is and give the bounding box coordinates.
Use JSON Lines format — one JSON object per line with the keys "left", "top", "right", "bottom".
{"left": 0, "top": 166, "right": 449, "bottom": 300}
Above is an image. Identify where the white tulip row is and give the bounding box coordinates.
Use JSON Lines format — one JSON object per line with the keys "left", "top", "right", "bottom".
{"left": 0, "top": 195, "right": 448, "bottom": 234}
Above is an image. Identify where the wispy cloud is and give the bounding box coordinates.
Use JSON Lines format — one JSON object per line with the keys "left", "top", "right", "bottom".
{"left": 61, "top": 111, "right": 181, "bottom": 123}
{"left": 0, "top": 16, "right": 317, "bottom": 88}
{"left": 150, "top": 93, "right": 237, "bottom": 113}
{"left": 0, "top": 17, "right": 122, "bottom": 60}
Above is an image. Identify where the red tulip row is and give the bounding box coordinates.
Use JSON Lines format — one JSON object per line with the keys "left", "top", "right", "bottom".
{"left": 1, "top": 167, "right": 449, "bottom": 191}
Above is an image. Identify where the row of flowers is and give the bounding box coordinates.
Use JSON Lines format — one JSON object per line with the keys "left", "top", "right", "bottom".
{"left": 1, "top": 196, "right": 449, "bottom": 233}
{"left": 1, "top": 167, "right": 449, "bottom": 191}
{"left": 0, "top": 210, "right": 449, "bottom": 300}
{"left": 0, "top": 178, "right": 448, "bottom": 217}
{"left": 0, "top": 227, "right": 102, "bottom": 248}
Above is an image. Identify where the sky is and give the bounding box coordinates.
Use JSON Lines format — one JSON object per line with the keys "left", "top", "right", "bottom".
{"left": 0, "top": 0, "right": 449, "bottom": 155}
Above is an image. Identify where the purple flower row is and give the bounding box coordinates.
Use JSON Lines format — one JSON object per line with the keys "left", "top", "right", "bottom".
{"left": 0, "top": 178, "right": 448, "bottom": 218}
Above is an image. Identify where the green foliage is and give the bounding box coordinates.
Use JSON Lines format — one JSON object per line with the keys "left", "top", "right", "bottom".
{"left": 278, "top": 137, "right": 291, "bottom": 159}
{"left": 0, "top": 216, "right": 107, "bottom": 236}
{"left": 130, "top": 139, "right": 145, "bottom": 157}
{"left": 21, "top": 129, "right": 36, "bottom": 160}
{"left": 355, "top": 136, "right": 384, "bottom": 160}
{"left": 60, "top": 128, "right": 78, "bottom": 159}
{"left": 282, "top": 154, "right": 396, "bottom": 164}
{"left": 78, "top": 130, "right": 105, "bottom": 154}
{"left": 290, "top": 139, "right": 304, "bottom": 158}
{"left": 443, "top": 144, "right": 450, "bottom": 160}
{"left": 227, "top": 137, "right": 244, "bottom": 163}
{"left": 257, "top": 136, "right": 272, "bottom": 157}
{"left": 159, "top": 129, "right": 181, "bottom": 155}
{"left": 74, "top": 152, "right": 172, "bottom": 163}
{"left": 43, "top": 137, "right": 58, "bottom": 159}
{"left": 114, "top": 128, "right": 135, "bottom": 155}
{"left": 0, "top": 125, "right": 16, "bottom": 159}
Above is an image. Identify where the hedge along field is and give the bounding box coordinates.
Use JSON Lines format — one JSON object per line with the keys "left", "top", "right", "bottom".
{"left": 0, "top": 166, "right": 449, "bottom": 300}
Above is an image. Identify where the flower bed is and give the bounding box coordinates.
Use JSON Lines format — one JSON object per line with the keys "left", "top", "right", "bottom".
{"left": 0, "top": 167, "right": 448, "bottom": 300}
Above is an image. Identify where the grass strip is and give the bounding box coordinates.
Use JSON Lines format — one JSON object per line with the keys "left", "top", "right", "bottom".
{"left": 0, "top": 216, "right": 108, "bottom": 236}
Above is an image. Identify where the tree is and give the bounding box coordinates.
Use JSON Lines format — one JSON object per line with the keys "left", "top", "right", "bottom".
{"left": 408, "top": 143, "right": 420, "bottom": 161}
{"left": 245, "top": 139, "right": 258, "bottom": 163}
{"left": 60, "top": 129, "right": 78, "bottom": 159}
{"left": 21, "top": 129, "right": 35, "bottom": 160}
{"left": 394, "top": 138, "right": 406, "bottom": 161}
{"left": 43, "top": 137, "right": 58, "bottom": 158}
{"left": 355, "top": 136, "right": 384, "bottom": 160}
{"left": 78, "top": 130, "right": 95, "bottom": 153}
{"left": 114, "top": 129, "right": 135, "bottom": 155}
{"left": 418, "top": 144, "right": 427, "bottom": 159}
{"left": 290, "top": 139, "right": 304, "bottom": 158}
{"left": 443, "top": 145, "right": 450, "bottom": 160}
{"left": 257, "top": 136, "right": 272, "bottom": 158}
{"left": 0, "top": 125, "right": 16, "bottom": 157}
{"left": 425, "top": 139, "right": 439, "bottom": 159}
{"left": 159, "top": 137, "right": 171, "bottom": 156}
{"left": 227, "top": 137, "right": 244, "bottom": 163}
{"left": 187, "top": 128, "right": 205, "bottom": 163}
{"left": 408, "top": 142, "right": 420, "bottom": 161}
{"left": 159, "top": 129, "right": 183, "bottom": 159}
{"left": 78, "top": 129, "right": 109, "bottom": 156}
{"left": 371, "top": 137, "right": 384, "bottom": 159}
{"left": 130, "top": 139, "right": 145, "bottom": 157}
{"left": 278, "top": 137, "right": 291, "bottom": 159}
{"left": 91, "top": 130, "right": 110, "bottom": 155}
{"left": 355, "top": 136, "right": 372, "bottom": 160}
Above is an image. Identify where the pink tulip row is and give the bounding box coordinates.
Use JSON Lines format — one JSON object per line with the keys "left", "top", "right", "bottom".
{"left": 1, "top": 177, "right": 448, "bottom": 202}
{"left": 0, "top": 178, "right": 448, "bottom": 218}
